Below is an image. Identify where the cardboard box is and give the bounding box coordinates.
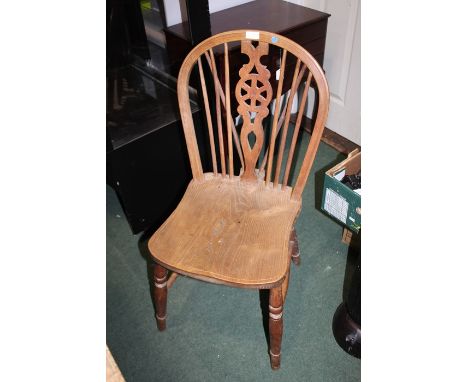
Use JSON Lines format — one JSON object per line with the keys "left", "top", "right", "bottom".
{"left": 321, "top": 149, "right": 361, "bottom": 233}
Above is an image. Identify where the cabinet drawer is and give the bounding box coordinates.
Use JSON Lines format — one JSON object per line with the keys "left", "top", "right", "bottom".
{"left": 285, "top": 19, "right": 328, "bottom": 46}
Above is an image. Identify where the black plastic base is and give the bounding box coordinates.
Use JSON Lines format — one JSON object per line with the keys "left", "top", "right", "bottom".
{"left": 332, "top": 302, "right": 361, "bottom": 359}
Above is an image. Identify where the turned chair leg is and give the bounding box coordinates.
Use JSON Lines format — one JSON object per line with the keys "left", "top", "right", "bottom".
{"left": 290, "top": 228, "right": 300, "bottom": 266}
{"left": 153, "top": 262, "right": 168, "bottom": 331}
{"left": 269, "top": 285, "right": 283, "bottom": 370}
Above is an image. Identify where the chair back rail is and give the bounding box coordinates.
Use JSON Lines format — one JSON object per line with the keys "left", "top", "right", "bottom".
{"left": 177, "top": 30, "right": 329, "bottom": 200}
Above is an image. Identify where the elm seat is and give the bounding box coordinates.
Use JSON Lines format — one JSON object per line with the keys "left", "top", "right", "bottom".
{"left": 149, "top": 174, "right": 301, "bottom": 287}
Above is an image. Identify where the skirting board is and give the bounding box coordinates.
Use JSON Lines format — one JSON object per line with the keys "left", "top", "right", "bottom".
{"left": 320, "top": 127, "right": 360, "bottom": 155}
{"left": 290, "top": 114, "right": 360, "bottom": 155}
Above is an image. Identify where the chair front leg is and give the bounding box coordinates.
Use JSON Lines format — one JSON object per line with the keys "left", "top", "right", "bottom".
{"left": 153, "top": 262, "right": 168, "bottom": 331}
{"left": 269, "top": 285, "right": 283, "bottom": 370}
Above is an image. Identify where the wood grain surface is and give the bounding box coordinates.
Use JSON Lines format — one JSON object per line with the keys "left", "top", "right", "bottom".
{"left": 149, "top": 174, "right": 301, "bottom": 288}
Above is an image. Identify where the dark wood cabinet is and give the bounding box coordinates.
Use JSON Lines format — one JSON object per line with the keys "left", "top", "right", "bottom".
{"left": 164, "top": 0, "right": 330, "bottom": 76}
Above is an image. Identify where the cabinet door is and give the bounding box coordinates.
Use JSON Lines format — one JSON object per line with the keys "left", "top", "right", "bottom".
{"left": 286, "top": 0, "right": 361, "bottom": 145}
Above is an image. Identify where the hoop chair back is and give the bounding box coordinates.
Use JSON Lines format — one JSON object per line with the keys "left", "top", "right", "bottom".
{"left": 177, "top": 30, "right": 329, "bottom": 201}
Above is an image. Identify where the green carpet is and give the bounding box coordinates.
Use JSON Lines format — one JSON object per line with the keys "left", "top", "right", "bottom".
{"left": 107, "top": 137, "right": 360, "bottom": 381}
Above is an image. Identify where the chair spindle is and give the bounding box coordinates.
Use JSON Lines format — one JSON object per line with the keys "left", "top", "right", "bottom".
{"left": 282, "top": 71, "right": 313, "bottom": 187}
{"left": 209, "top": 48, "right": 226, "bottom": 176}
{"left": 273, "top": 59, "right": 302, "bottom": 187}
{"left": 203, "top": 52, "right": 245, "bottom": 172}
{"left": 260, "top": 63, "right": 306, "bottom": 173}
{"left": 266, "top": 48, "right": 287, "bottom": 185}
{"left": 197, "top": 57, "right": 218, "bottom": 175}
{"left": 224, "top": 42, "right": 234, "bottom": 178}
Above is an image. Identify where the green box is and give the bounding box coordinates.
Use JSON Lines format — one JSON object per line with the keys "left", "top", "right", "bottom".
{"left": 321, "top": 149, "right": 361, "bottom": 233}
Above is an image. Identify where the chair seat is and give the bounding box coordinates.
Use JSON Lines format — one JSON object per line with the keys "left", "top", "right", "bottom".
{"left": 148, "top": 173, "right": 302, "bottom": 288}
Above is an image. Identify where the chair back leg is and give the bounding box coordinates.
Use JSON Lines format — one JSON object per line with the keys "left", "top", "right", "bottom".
{"left": 153, "top": 262, "right": 168, "bottom": 331}
{"left": 290, "top": 228, "right": 300, "bottom": 266}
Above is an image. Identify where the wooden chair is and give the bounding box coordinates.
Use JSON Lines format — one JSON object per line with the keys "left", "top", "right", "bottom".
{"left": 148, "top": 30, "right": 329, "bottom": 370}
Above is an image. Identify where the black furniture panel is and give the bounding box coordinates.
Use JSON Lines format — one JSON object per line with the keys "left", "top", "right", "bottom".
{"left": 107, "top": 65, "right": 203, "bottom": 233}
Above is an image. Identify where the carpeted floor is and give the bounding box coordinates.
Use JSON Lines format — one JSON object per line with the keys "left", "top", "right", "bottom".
{"left": 107, "top": 138, "right": 360, "bottom": 381}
